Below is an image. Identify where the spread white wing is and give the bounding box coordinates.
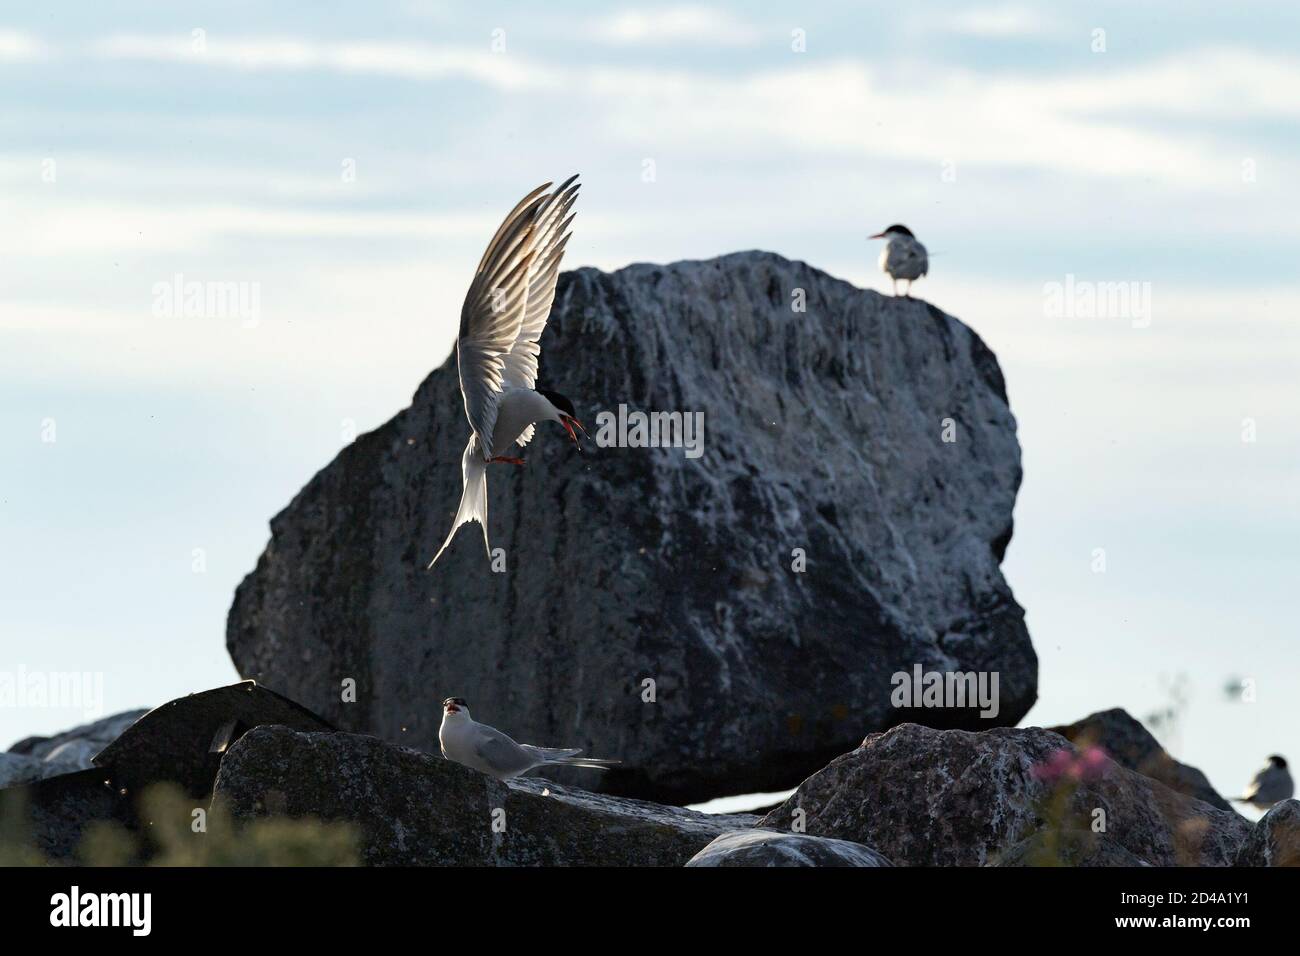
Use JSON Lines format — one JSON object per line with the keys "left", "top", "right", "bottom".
{"left": 456, "top": 177, "right": 580, "bottom": 455}
{"left": 504, "top": 175, "right": 580, "bottom": 447}
{"left": 456, "top": 183, "right": 549, "bottom": 456}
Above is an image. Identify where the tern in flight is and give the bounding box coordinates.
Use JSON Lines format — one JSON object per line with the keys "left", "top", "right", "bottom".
{"left": 428, "top": 176, "right": 586, "bottom": 568}
{"left": 870, "top": 224, "right": 929, "bottom": 297}
{"left": 439, "top": 698, "right": 620, "bottom": 780}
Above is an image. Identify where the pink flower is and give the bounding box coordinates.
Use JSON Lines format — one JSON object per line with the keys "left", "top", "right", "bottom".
{"left": 1074, "top": 745, "right": 1111, "bottom": 782}
{"left": 1031, "top": 746, "right": 1111, "bottom": 784}
{"left": 1031, "top": 748, "right": 1077, "bottom": 783}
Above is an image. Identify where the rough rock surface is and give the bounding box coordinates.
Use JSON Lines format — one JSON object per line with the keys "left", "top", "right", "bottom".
{"left": 1233, "top": 799, "right": 1300, "bottom": 867}
{"left": 1049, "top": 708, "right": 1234, "bottom": 812}
{"left": 686, "top": 828, "right": 892, "bottom": 867}
{"left": 760, "top": 723, "right": 1249, "bottom": 866}
{"left": 213, "top": 725, "right": 756, "bottom": 866}
{"left": 226, "top": 250, "right": 1035, "bottom": 802}
{"left": 0, "top": 752, "right": 55, "bottom": 789}
{"left": 992, "top": 829, "right": 1153, "bottom": 867}
{"left": 1, "top": 709, "right": 147, "bottom": 787}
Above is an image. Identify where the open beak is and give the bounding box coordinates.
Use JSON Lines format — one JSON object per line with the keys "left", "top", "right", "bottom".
{"left": 561, "top": 415, "right": 587, "bottom": 450}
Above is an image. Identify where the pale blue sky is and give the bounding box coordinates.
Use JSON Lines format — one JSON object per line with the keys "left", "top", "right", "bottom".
{"left": 2, "top": 2, "right": 1297, "bottom": 812}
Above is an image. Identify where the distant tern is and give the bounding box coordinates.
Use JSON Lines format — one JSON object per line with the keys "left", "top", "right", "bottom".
{"left": 1232, "top": 754, "right": 1293, "bottom": 810}
{"left": 438, "top": 698, "right": 620, "bottom": 780}
{"left": 870, "top": 224, "right": 928, "bottom": 297}
{"left": 428, "top": 176, "right": 587, "bottom": 568}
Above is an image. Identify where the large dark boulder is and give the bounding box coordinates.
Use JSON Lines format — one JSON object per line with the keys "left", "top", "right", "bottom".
{"left": 226, "top": 250, "right": 1035, "bottom": 803}
{"left": 212, "top": 725, "right": 756, "bottom": 866}
{"left": 1049, "top": 708, "right": 1234, "bottom": 812}
{"left": 760, "top": 723, "right": 1249, "bottom": 866}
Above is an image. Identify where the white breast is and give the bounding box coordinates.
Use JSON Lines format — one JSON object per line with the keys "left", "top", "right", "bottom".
{"left": 491, "top": 388, "right": 555, "bottom": 456}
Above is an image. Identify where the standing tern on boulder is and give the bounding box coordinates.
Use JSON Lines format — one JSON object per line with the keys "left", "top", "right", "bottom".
{"left": 1232, "top": 755, "right": 1293, "bottom": 810}
{"left": 428, "top": 176, "right": 587, "bottom": 568}
{"left": 870, "top": 223, "right": 928, "bottom": 297}
{"left": 438, "top": 698, "right": 620, "bottom": 780}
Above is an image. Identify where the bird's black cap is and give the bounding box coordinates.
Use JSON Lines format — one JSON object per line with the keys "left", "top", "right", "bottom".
{"left": 883, "top": 224, "right": 915, "bottom": 238}
{"left": 1268, "top": 754, "right": 1288, "bottom": 768}
{"left": 443, "top": 697, "right": 467, "bottom": 707}
{"left": 537, "top": 387, "right": 576, "bottom": 418}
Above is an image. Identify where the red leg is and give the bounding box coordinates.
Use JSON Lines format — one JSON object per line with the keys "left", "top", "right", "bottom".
{"left": 489, "top": 456, "right": 526, "bottom": 466}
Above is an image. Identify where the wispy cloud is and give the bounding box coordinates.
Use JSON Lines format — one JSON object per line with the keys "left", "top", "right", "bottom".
{"left": 92, "top": 34, "right": 559, "bottom": 90}
{"left": 586, "top": 6, "right": 760, "bottom": 47}
{"left": 76, "top": 33, "right": 1300, "bottom": 187}
{"left": 0, "top": 28, "right": 47, "bottom": 61}
{"left": 942, "top": 5, "right": 1057, "bottom": 38}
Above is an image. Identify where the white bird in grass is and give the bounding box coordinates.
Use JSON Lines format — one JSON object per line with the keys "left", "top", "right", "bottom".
{"left": 438, "top": 698, "right": 620, "bottom": 780}
{"left": 870, "top": 223, "right": 928, "bottom": 297}
{"left": 428, "top": 176, "right": 588, "bottom": 568}
{"left": 1232, "top": 755, "right": 1293, "bottom": 810}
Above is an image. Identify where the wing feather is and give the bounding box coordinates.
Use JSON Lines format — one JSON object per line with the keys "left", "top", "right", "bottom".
{"left": 457, "top": 184, "right": 553, "bottom": 455}
{"left": 501, "top": 175, "right": 580, "bottom": 396}
{"left": 456, "top": 176, "right": 581, "bottom": 455}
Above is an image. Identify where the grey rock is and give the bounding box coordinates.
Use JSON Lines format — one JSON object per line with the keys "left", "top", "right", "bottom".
{"left": 1049, "top": 708, "right": 1234, "bottom": 812}
{"left": 991, "top": 829, "right": 1153, "bottom": 867}
{"left": 213, "top": 725, "right": 756, "bottom": 866}
{"left": 94, "top": 680, "right": 335, "bottom": 797}
{"left": 3, "top": 709, "right": 148, "bottom": 785}
{"left": 1233, "top": 799, "right": 1300, "bottom": 867}
{"left": 1, "top": 682, "right": 336, "bottom": 862}
{"left": 0, "top": 769, "right": 134, "bottom": 863}
{"left": 226, "top": 250, "right": 1035, "bottom": 803}
{"left": 760, "top": 722, "right": 1249, "bottom": 867}
{"left": 686, "top": 828, "right": 892, "bottom": 866}
{"left": 0, "top": 752, "right": 55, "bottom": 789}
{"left": 8, "top": 709, "right": 147, "bottom": 760}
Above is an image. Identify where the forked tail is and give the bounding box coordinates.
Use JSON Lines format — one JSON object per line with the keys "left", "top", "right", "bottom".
{"left": 553, "top": 757, "right": 621, "bottom": 771}
{"left": 525, "top": 745, "right": 622, "bottom": 772}
{"left": 427, "top": 436, "right": 490, "bottom": 568}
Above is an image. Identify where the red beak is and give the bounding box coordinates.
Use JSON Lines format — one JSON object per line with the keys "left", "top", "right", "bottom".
{"left": 869, "top": 232, "right": 885, "bottom": 239}
{"left": 562, "top": 415, "right": 587, "bottom": 449}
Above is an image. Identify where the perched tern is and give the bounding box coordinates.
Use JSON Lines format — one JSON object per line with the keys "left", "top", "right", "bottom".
{"left": 870, "top": 224, "right": 928, "bottom": 297}
{"left": 438, "top": 698, "right": 620, "bottom": 780}
{"left": 1232, "top": 755, "right": 1293, "bottom": 810}
{"left": 428, "top": 176, "right": 587, "bottom": 568}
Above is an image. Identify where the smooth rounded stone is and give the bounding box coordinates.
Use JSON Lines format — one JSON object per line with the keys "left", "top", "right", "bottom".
{"left": 686, "top": 828, "right": 892, "bottom": 867}
{"left": 1234, "top": 799, "right": 1300, "bottom": 867}
{"left": 226, "top": 250, "right": 1036, "bottom": 804}
{"left": 760, "top": 722, "right": 1250, "bottom": 867}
